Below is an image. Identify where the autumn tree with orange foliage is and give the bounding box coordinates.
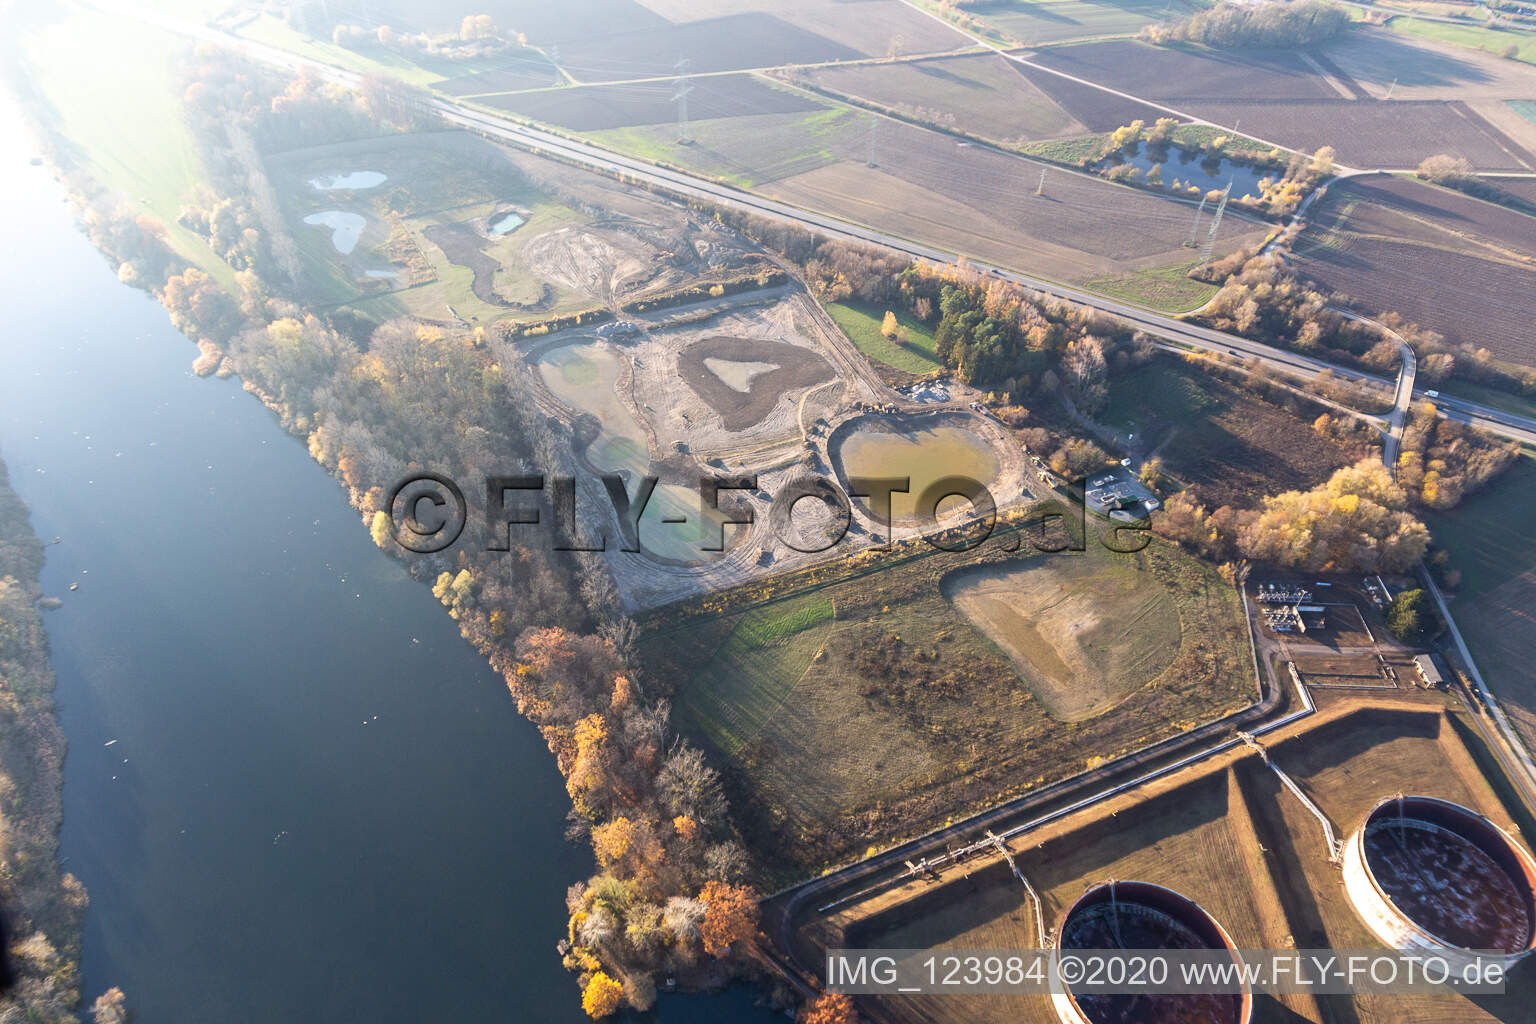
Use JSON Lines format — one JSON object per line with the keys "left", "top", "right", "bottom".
{"left": 698, "top": 880, "right": 760, "bottom": 957}
{"left": 581, "top": 972, "right": 624, "bottom": 1018}
{"left": 798, "top": 992, "right": 860, "bottom": 1024}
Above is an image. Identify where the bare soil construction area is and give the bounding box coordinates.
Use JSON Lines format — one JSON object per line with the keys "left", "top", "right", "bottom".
{"left": 1293, "top": 174, "right": 1536, "bottom": 367}
{"left": 818, "top": 698, "right": 1536, "bottom": 1023}
{"left": 677, "top": 334, "right": 835, "bottom": 431}
{"left": 942, "top": 547, "right": 1182, "bottom": 721}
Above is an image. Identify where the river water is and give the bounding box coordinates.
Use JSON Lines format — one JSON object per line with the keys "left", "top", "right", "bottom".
{"left": 0, "top": 100, "right": 777, "bottom": 1023}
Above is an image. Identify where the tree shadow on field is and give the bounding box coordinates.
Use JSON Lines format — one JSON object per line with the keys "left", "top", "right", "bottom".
{"left": 914, "top": 62, "right": 994, "bottom": 89}
{"left": 1020, "top": 773, "right": 1230, "bottom": 884}
{"left": 1324, "top": 31, "right": 1496, "bottom": 90}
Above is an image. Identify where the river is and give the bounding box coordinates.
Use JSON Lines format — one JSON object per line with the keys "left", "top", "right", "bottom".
{"left": 0, "top": 99, "right": 779, "bottom": 1023}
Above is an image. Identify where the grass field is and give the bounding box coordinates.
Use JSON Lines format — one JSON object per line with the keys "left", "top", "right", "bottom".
{"left": 1389, "top": 15, "right": 1536, "bottom": 66}
{"left": 1100, "top": 356, "right": 1364, "bottom": 506}
{"left": 1426, "top": 452, "right": 1536, "bottom": 750}
{"left": 641, "top": 530, "right": 1252, "bottom": 875}
{"left": 23, "top": 9, "right": 236, "bottom": 290}
{"left": 672, "top": 594, "right": 836, "bottom": 757}
{"left": 1083, "top": 261, "right": 1217, "bottom": 313}
{"left": 825, "top": 300, "right": 941, "bottom": 374}
{"left": 958, "top": 0, "right": 1204, "bottom": 46}
{"left": 1017, "top": 133, "right": 1110, "bottom": 164}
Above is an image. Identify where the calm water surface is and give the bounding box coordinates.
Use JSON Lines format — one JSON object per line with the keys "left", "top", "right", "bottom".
{"left": 0, "top": 98, "right": 778, "bottom": 1024}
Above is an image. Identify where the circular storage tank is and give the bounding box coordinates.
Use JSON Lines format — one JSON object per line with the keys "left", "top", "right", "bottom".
{"left": 1052, "top": 880, "right": 1253, "bottom": 1024}
{"left": 1343, "top": 795, "right": 1536, "bottom": 969}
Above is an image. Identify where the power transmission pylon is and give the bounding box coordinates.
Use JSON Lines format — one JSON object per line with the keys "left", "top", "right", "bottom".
{"left": 672, "top": 57, "right": 694, "bottom": 144}
{"left": 549, "top": 45, "right": 562, "bottom": 86}
{"left": 867, "top": 113, "right": 877, "bottom": 167}
{"left": 1035, "top": 167, "right": 1046, "bottom": 196}
{"left": 1385, "top": 76, "right": 1398, "bottom": 100}
{"left": 1184, "top": 194, "right": 1208, "bottom": 247}
{"left": 1197, "top": 180, "right": 1232, "bottom": 269}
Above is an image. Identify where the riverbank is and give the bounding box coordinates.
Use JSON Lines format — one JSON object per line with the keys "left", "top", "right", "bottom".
{"left": 0, "top": 460, "right": 100, "bottom": 1022}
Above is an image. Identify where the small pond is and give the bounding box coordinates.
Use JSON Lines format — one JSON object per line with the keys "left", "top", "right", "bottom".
{"left": 836, "top": 421, "right": 1000, "bottom": 523}
{"left": 488, "top": 210, "right": 526, "bottom": 236}
{"left": 304, "top": 210, "right": 366, "bottom": 255}
{"left": 537, "top": 343, "right": 732, "bottom": 564}
{"left": 309, "top": 170, "right": 387, "bottom": 190}
{"left": 1096, "top": 141, "right": 1273, "bottom": 201}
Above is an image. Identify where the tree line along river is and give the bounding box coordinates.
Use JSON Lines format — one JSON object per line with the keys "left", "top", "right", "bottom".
{"left": 0, "top": 98, "right": 778, "bottom": 1023}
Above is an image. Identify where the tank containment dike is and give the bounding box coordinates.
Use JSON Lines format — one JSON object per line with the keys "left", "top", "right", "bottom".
{"left": 1053, "top": 880, "right": 1253, "bottom": 1024}
{"left": 1239, "top": 730, "right": 1343, "bottom": 862}
{"left": 1343, "top": 795, "right": 1536, "bottom": 971}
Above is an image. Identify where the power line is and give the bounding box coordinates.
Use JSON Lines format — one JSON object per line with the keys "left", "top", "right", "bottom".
{"left": 671, "top": 56, "right": 693, "bottom": 144}
{"left": 1185, "top": 194, "right": 1208, "bottom": 247}
{"left": 1197, "top": 179, "right": 1233, "bottom": 269}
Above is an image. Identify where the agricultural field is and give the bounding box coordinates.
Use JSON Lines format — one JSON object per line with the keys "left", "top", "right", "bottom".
{"left": 537, "top": 88, "right": 869, "bottom": 189}
{"left": 1487, "top": 173, "right": 1536, "bottom": 207}
{"left": 1185, "top": 98, "right": 1535, "bottom": 170}
{"left": 1323, "top": 25, "right": 1536, "bottom": 157}
{"left": 1099, "top": 355, "right": 1369, "bottom": 506}
{"left": 1426, "top": 453, "right": 1536, "bottom": 753}
{"left": 824, "top": 300, "right": 942, "bottom": 374}
{"left": 795, "top": 52, "right": 1088, "bottom": 144}
{"left": 242, "top": 0, "right": 970, "bottom": 93}
{"left": 641, "top": 532, "right": 1254, "bottom": 874}
{"left": 952, "top": 0, "right": 1205, "bottom": 46}
{"left": 477, "top": 73, "right": 827, "bottom": 131}
{"left": 1292, "top": 175, "right": 1536, "bottom": 367}
{"left": 831, "top": 700, "right": 1536, "bottom": 1024}
{"left": 1022, "top": 37, "right": 1536, "bottom": 169}
{"left": 632, "top": 0, "right": 972, "bottom": 58}
{"left": 488, "top": 69, "right": 1264, "bottom": 282}
{"left": 1026, "top": 39, "right": 1347, "bottom": 102}
{"left": 762, "top": 114, "right": 1269, "bottom": 283}
{"left": 1009, "top": 59, "right": 1169, "bottom": 131}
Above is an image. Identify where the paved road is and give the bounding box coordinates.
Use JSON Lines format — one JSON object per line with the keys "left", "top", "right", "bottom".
{"left": 1332, "top": 309, "right": 1416, "bottom": 472}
